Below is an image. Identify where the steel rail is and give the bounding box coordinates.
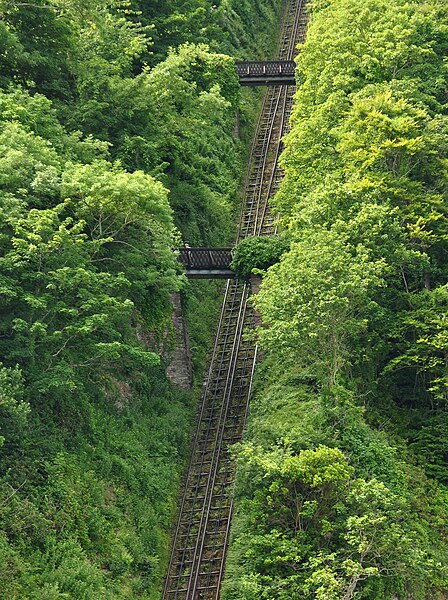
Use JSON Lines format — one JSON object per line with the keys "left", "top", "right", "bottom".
{"left": 161, "top": 280, "right": 233, "bottom": 599}
{"left": 186, "top": 283, "right": 250, "bottom": 597}
{"left": 162, "top": 283, "right": 250, "bottom": 597}
{"left": 164, "top": 281, "right": 249, "bottom": 599}
{"left": 166, "top": 284, "right": 252, "bottom": 598}
{"left": 237, "top": 0, "right": 300, "bottom": 240}
{"left": 239, "top": 85, "right": 288, "bottom": 238}
{"left": 215, "top": 336, "right": 259, "bottom": 591}
{"left": 162, "top": 1, "right": 308, "bottom": 598}
{"left": 238, "top": 1, "right": 307, "bottom": 239}
{"left": 240, "top": 83, "right": 289, "bottom": 234}
{"left": 250, "top": 0, "right": 308, "bottom": 236}
{"left": 254, "top": 85, "right": 289, "bottom": 236}
{"left": 256, "top": 86, "right": 293, "bottom": 236}
{"left": 244, "top": 88, "right": 284, "bottom": 238}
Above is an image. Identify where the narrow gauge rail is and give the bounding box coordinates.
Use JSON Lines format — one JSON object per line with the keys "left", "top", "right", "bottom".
{"left": 162, "top": 1, "right": 308, "bottom": 598}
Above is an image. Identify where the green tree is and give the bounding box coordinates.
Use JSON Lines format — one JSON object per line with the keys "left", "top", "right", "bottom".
{"left": 225, "top": 0, "right": 448, "bottom": 597}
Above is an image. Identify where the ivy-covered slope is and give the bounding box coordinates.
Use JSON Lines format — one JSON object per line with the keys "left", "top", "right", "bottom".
{"left": 0, "top": 0, "right": 282, "bottom": 597}
{"left": 223, "top": 0, "right": 448, "bottom": 598}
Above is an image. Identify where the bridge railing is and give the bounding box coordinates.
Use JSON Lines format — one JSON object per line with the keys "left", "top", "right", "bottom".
{"left": 178, "top": 248, "right": 233, "bottom": 271}
{"left": 236, "top": 60, "right": 296, "bottom": 85}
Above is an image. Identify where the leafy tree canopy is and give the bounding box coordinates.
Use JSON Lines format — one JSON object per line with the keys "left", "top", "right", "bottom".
{"left": 224, "top": 0, "right": 448, "bottom": 598}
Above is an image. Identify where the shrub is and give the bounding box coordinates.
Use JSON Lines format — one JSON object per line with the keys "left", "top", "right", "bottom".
{"left": 231, "top": 234, "right": 290, "bottom": 279}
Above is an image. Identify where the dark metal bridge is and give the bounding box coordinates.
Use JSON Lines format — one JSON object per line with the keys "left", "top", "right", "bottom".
{"left": 236, "top": 60, "right": 296, "bottom": 85}
{"left": 178, "top": 248, "right": 235, "bottom": 279}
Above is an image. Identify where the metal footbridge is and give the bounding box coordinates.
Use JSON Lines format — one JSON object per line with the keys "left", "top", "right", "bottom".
{"left": 178, "top": 248, "right": 234, "bottom": 279}
{"left": 163, "top": 1, "right": 308, "bottom": 598}
{"left": 236, "top": 60, "right": 296, "bottom": 86}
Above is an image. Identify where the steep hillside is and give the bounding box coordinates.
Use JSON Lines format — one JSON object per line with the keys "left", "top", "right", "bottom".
{"left": 224, "top": 0, "right": 448, "bottom": 598}
{"left": 0, "top": 1, "right": 282, "bottom": 597}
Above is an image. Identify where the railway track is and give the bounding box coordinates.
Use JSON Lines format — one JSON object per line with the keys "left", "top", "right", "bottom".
{"left": 162, "top": 2, "right": 308, "bottom": 598}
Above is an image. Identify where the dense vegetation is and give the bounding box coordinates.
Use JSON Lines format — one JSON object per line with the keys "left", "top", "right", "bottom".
{"left": 231, "top": 235, "right": 290, "bottom": 279}
{"left": 0, "top": 0, "right": 282, "bottom": 597}
{"left": 223, "top": 0, "right": 448, "bottom": 598}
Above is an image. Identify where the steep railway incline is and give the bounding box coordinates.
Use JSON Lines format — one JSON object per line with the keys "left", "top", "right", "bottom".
{"left": 162, "top": 2, "right": 308, "bottom": 598}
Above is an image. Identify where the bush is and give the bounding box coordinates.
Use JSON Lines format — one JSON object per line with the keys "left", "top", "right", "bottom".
{"left": 231, "top": 234, "right": 290, "bottom": 279}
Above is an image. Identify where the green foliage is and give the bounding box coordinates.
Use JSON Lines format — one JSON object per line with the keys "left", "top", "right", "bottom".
{"left": 226, "top": 440, "right": 441, "bottom": 600}
{"left": 119, "top": 43, "right": 242, "bottom": 245}
{"left": 0, "top": 0, "right": 281, "bottom": 248}
{"left": 410, "top": 411, "right": 448, "bottom": 483}
{"left": 183, "top": 279, "right": 224, "bottom": 379}
{"left": 0, "top": 363, "right": 29, "bottom": 447}
{"left": 0, "top": 0, "right": 283, "bottom": 596}
{"left": 0, "top": 368, "right": 192, "bottom": 599}
{"left": 0, "top": 82, "right": 186, "bottom": 596}
{"left": 231, "top": 234, "right": 290, "bottom": 279}
{"left": 225, "top": 0, "right": 448, "bottom": 597}
{"left": 384, "top": 285, "right": 448, "bottom": 407}
{"left": 0, "top": 143, "right": 180, "bottom": 396}
{"left": 130, "top": 0, "right": 282, "bottom": 65}
{"left": 224, "top": 364, "right": 448, "bottom": 600}
{"left": 0, "top": 0, "right": 74, "bottom": 99}
{"left": 255, "top": 224, "right": 391, "bottom": 385}
{"left": 265, "top": 0, "right": 448, "bottom": 418}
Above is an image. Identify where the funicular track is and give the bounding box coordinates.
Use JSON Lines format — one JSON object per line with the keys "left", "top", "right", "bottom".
{"left": 162, "top": 2, "right": 308, "bottom": 598}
